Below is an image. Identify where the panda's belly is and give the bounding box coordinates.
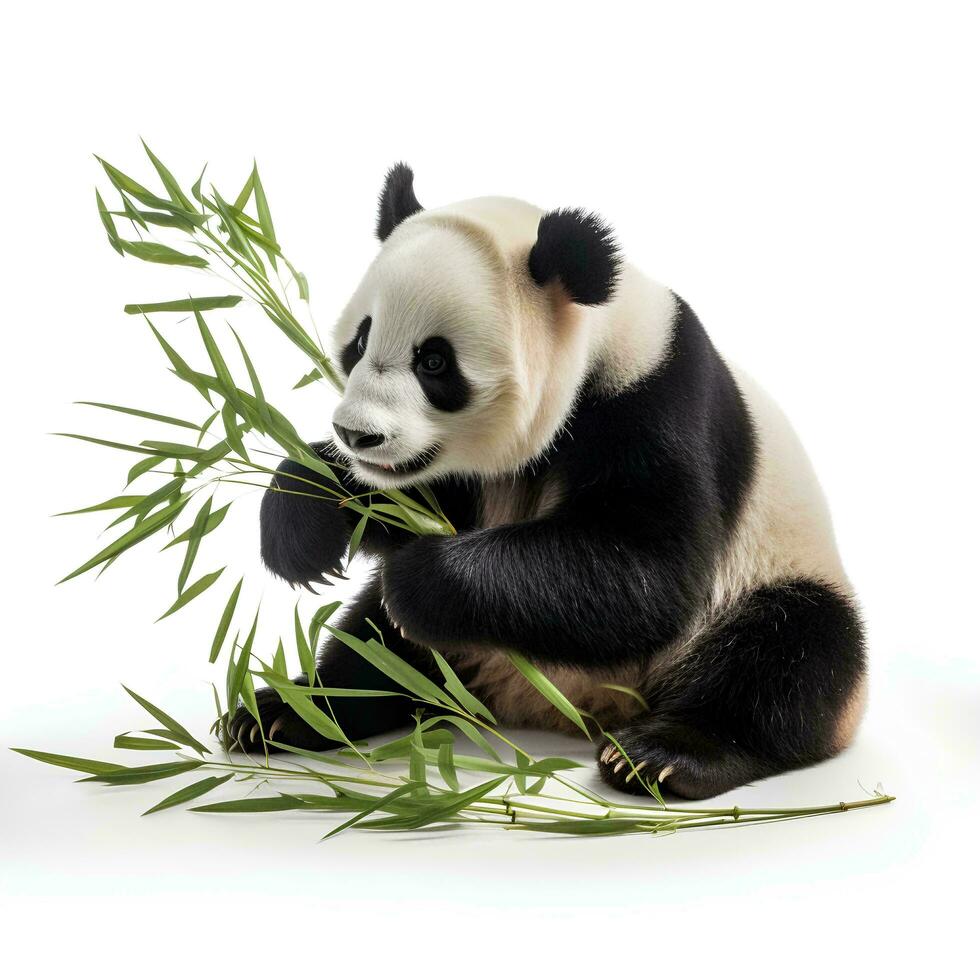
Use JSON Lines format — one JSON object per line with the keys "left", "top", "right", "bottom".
{"left": 448, "top": 649, "right": 648, "bottom": 735}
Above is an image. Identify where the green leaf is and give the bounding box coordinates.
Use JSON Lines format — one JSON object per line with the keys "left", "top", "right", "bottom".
{"left": 430, "top": 650, "right": 497, "bottom": 723}
{"left": 227, "top": 610, "right": 259, "bottom": 713}
{"left": 113, "top": 734, "right": 182, "bottom": 751}
{"left": 362, "top": 777, "right": 508, "bottom": 832}
{"left": 209, "top": 576, "right": 243, "bottom": 664}
{"left": 143, "top": 772, "right": 234, "bottom": 815}
{"left": 145, "top": 319, "right": 213, "bottom": 406}
{"left": 437, "top": 741, "right": 459, "bottom": 791}
{"left": 261, "top": 674, "right": 348, "bottom": 744}
{"left": 96, "top": 189, "right": 123, "bottom": 255}
{"left": 59, "top": 495, "right": 189, "bottom": 583}
{"left": 127, "top": 454, "right": 165, "bottom": 485}
{"left": 250, "top": 162, "right": 278, "bottom": 268}
{"left": 293, "top": 368, "right": 321, "bottom": 389}
{"left": 140, "top": 139, "right": 196, "bottom": 212}
{"left": 162, "top": 501, "right": 230, "bottom": 550}
{"left": 81, "top": 760, "right": 205, "bottom": 785}
{"left": 121, "top": 686, "right": 209, "bottom": 756}
{"left": 506, "top": 651, "right": 590, "bottom": 736}
{"left": 124, "top": 296, "right": 243, "bottom": 315}
{"left": 176, "top": 496, "right": 213, "bottom": 594}
{"left": 56, "top": 494, "right": 145, "bottom": 517}
{"left": 232, "top": 170, "right": 254, "bottom": 211}
{"left": 230, "top": 328, "right": 271, "bottom": 429}
{"left": 347, "top": 513, "right": 369, "bottom": 565}
{"left": 76, "top": 400, "right": 199, "bottom": 430}
{"left": 96, "top": 156, "right": 175, "bottom": 211}
{"left": 272, "top": 639, "right": 287, "bottom": 676}
{"left": 194, "top": 311, "right": 237, "bottom": 401}
{"left": 294, "top": 605, "right": 316, "bottom": 685}
{"left": 191, "top": 794, "right": 313, "bottom": 813}
{"left": 191, "top": 163, "right": 207, "bottom": 204}
{"left": 220, "top": 402, "right": 248, "bottom": 462}
{"left": 321, "top": 782, "right": 421, "bottom": 839}
{"left": 598, "top": 683, "right": 650, "bottom": 712}
{"left": 10, "top": 747, "right": 124, "bottom": 775}
{"left": 120, "top": 240, "right": 208, "bottom": 268}
{"left": 326, "top": 629, "right": 454, "bottom": 708}
{"left": 308, "top": 600, "right": 342, "bottom": 652}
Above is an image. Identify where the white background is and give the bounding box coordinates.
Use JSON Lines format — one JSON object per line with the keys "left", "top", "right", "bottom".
{"left": 1, "top": 1, "right": 977, "bottom": 974}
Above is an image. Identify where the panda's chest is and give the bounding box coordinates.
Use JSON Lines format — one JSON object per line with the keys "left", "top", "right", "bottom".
{"left": 477, "top": 471, "right": 564, "bottom": 528}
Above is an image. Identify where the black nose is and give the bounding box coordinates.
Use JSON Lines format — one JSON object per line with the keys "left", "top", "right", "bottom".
{"left": 333, "top": 423, "right": 386, "bottom": 451}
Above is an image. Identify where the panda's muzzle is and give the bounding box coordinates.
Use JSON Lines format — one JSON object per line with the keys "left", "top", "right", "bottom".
{"left": 352, "top": 444, "right": 441, "bottom": 481}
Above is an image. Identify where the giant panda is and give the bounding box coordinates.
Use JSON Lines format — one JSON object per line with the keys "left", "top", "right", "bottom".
{"left": 230, "top": 163, "right": 867, "bottom": 800}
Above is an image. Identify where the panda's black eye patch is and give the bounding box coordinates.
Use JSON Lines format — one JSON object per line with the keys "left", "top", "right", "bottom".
{"left": 340, "top": 316, "right": 371, "bottom": 375}
{"left": 414, "top": 336, "right": 470, "bottom": 412}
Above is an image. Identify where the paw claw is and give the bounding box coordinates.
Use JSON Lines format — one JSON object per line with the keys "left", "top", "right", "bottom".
{"left": 657, "top": 764, "right": 675, "bottom": 784}
{"left": 613, "top": 759, "right": 626, "bottom": 774}
{"left": 268, "top": 717, "right": 284, "bottom": 741}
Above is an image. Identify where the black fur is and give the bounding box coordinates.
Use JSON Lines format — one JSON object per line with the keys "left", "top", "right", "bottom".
{"left": 597, "top": 580, "right": 866, "bottom": 799}
{"left": 245, "top": 295, "right": 865, "bottom": 800}
{"left": 527, "top": 208, "right": 621, "bottom": 305}
{"left": 413, "top": 336, "right": 471, "bottom": 412}
{"left": 376, "top": 163, "right": 423, "bottom": 242}
{"left": 340, "top": 315, "right": 372, "bottom": 376}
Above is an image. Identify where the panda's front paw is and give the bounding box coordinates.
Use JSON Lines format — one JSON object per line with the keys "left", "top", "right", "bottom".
{"left": 260, "top": 455, "right": 351, "bottom": 589}
{"left": 381, "top": 536, "right": 458, "bottom": 648}
{"left": 228, "top": 686, "right": 338, "bottom": 754}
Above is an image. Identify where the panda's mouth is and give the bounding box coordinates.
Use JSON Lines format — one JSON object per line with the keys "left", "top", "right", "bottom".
{"left": 354, "top": 444, "right": 441, "bottom": 481}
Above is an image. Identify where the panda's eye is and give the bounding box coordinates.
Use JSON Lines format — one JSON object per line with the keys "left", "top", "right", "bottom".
{"left": 357, "top": 333, "right": 367, "bottom": 355}
{"left": 417, "top": 351, "right": 447, "bottom": 376}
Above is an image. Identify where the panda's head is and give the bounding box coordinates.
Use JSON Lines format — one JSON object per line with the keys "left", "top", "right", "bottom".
{"left": 329, "top": 164, "right": 622, "bottom": 489}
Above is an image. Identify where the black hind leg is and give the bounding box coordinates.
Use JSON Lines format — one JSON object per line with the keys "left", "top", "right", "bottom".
{"left": 229, "top": 574, "right": 435, "bottom": 753}
{"left": 598, "top": 579, "right": 867, "bottom": 799}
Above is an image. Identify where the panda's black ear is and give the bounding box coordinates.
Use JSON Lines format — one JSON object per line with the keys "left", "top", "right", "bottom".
{"left": 376, "top": 163, "right": 424, "bottom": 241}
{"left": 527, "top": 208, "right": 621, "bottom": 306}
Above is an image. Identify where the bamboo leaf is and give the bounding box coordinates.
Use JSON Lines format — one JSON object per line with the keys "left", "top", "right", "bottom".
{"left": 506, "top": 651, "right": 590, "bottom": 736}
{"left": 143, "top": 772, "right": 234, "bottom": 815}
{"left": 124, "top": 296, "right": 243, "bottom": 315}
{"left": 430, "top": 650, "right": 497, "bottom": 723}
{"left": 76, "top": 400, "right": 200, "bottom": 430}
{"left": 227, "top": 610, "right": 259, "bottom": 712}
{"left": 56, "top": 495, "right": 145, "bottom": 517}
{"left": 209, "top": 577, "right": 243, "bottom": 663}
{"left": 437, "top": 741, "right": 459, "bottom": 791}
{"left": 347, "top": 513, "right": 369, "bottom": 565}
{"left": 113, "top": 734, "right": 182, "bottom": 751}
{"left": 121, "top": 686, "right": 209, "bottom": 755}
{"left": 192, "top": 794, "right": 313, "bottom": 813}
{"left": 261, "top": 674, "right": 347, "bottom": 744}
{"left": 145, "top": 319, "right": 213, "bottom": 406}
{"left": 59, "top": 495, "right": 189, "bottom": 583}
{"left": 127, "top": 454, "right": 165, "bottom": 485}
{"left": 326, "top": 629, "right": 454, "bottom": 708}
{"left": 293, "top": 368, "right": 321, "bottom": 389}
{"left": 163, "top": 502, "right": 230, "bottom": 551}
{"left": 81, "top": 760, "right": 205, "bottom": 785}
{"left": 140, "top": 139, "right": 196, "bottom": 212}
{"left": 321, "top": 782, "right": 421, "bottom": 840}
{"left": 294, "top": 604, "right": 316, "bottom": 685}
{"left": 176, "top": 496, "right": 213, "bottom": 594}
{"left": 120, "top": 240, "right": 208, "bottom": 268}
{"left": 96, "top": 189, "right": 123, "bottom": 255}
{"left": 10, "top": 748, "right": 124, "bottom": 775}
